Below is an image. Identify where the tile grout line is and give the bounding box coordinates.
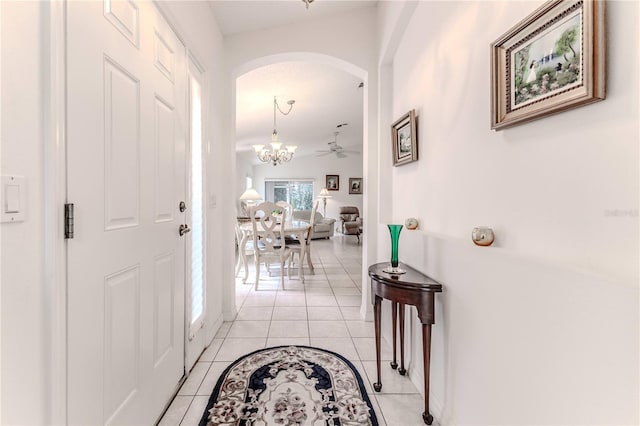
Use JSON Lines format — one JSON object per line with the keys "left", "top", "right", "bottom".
{"left": 177, "top": 395, "right": 195, "bottom": 426}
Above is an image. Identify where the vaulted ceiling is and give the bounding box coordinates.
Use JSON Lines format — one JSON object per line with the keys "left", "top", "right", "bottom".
{"left": 235, "top": 61, "right": 364, "bottom": 163}
{"left": 210, "top": 0, "right": 377, "bottom": 36}
{"left": 208, "top": 0, "right": 377, "bottom": 164}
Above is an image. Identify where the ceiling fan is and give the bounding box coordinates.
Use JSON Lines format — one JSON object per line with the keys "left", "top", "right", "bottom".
{"left": 315, "top": 131, "right": 360, "bottom": 158}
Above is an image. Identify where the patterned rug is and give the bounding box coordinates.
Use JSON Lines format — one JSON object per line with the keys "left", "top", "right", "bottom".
{"left": 199, "top": 345, "right": 379, "bottom": 426}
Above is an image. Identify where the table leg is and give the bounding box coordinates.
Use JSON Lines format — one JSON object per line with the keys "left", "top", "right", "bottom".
{"left": 390, "top": 302, "right": 398, "bottom": 370}
{"left": 399, "top": 303, "right": 407, "bottom": 375}
{"left": 373, "top": 295, "right": 382, "bottom": 392}
{"left": 421, "top": 323, "right": 433, "bottom": 425}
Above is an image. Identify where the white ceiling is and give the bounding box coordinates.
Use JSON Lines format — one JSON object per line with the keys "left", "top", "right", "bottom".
{"left": 236, "top": 61, "right": 364, "bottom": 162}
{"left": 209, "top": 1, "right": 375, "bottom": 165}
{"left": 209, "top": 0, "right": 377, "bottom": 37}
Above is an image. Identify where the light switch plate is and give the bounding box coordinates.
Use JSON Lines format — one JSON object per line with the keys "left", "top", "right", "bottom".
{"left": 1, "top": 175, "right": 26, "bottom": 223}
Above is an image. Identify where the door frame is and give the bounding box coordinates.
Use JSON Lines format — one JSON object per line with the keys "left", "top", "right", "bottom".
{"left": 185, "top": 51, "right": 209, "bottom": 370}
{"left": 45, "top": 1, "right": 68, "bottom": 424}
{"left": 45, "top": 2, "right": 197, "bottom": 423}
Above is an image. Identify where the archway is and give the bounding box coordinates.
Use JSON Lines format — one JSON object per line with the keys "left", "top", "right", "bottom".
{"left": 227, "top": 52, "right": 375, "bottom": 321}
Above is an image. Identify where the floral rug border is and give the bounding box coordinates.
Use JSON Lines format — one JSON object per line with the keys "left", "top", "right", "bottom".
{"left": 198, "top": 345, "right": 379, "bottom": 426}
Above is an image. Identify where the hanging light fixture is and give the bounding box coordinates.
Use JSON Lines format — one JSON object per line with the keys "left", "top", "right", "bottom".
{"left": 302, "top": 0, "right": 315, "bottom": 9}
{"left": 253, "top": 96, "right": 298, "bottom": 166}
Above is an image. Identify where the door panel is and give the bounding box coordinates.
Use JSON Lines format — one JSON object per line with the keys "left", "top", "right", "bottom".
{"left": 104, "top": 266, "right": 140, "bottom": 422}
{"left": 67, "top": 1, "right": 187, "bottom": 424}
{"left": 154, "top": 96, "right": 176, "bottom": 223}
{"left": 104, "top": 0, "right": 140, "bottom": 47}
{"left": 153, "top": 253, "right": 175, "bottom": 366}
{"left": 104, "top": 57, "right": 140, "bottom": 230}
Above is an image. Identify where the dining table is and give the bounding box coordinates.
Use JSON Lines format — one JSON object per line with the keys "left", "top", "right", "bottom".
{"left": 238, "top": 219, "right": 312, "bottom": 284}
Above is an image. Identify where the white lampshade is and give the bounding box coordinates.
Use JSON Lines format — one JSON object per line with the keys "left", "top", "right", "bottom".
{"left": 286, "top": 145, "right": 298, "bottom": 153}
{"left": 318, "top": 188, "right": 331, "bottom": 198}
{"left": 252, "top": 144, "right": 265, "bottom": 153}
{"left": 270, "top": 141, "right": 282, "bottom": 151}
{"left": 239, "top": 188, "right": 262, "bottom": 201}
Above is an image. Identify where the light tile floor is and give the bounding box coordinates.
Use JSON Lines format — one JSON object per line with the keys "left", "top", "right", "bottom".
{"left": 159, "top": 235, "right": 431, "bottom": 426}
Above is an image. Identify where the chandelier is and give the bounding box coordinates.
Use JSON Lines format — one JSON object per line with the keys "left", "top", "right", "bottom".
{"left": 253, "top": 96, "right": 298, "bottom": 166}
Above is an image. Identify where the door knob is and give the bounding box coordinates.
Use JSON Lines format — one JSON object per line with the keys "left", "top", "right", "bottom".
{"left": 179, "top": 224, "right": 191, "bottom": 236}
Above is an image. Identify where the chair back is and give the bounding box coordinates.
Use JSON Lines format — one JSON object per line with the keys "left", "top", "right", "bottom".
{"left": 275, "top": 201, "right": 294, "bottom": 223}
{"left": 249, "top": 201, "right": 287, "bottom": 255}
{"left": 234, "top": 220, "right": 243, "bottom": 245}
{"left": 306, "top": 200, "right": 319, "bottom": 243}
{"left": 339, "top": 206, "right": 360, "bottom": 222}
{"left": 235, "top": 220, "right": 253, "bottom": 250}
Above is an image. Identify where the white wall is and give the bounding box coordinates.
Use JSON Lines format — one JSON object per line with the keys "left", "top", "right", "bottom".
{"left": 250, "top": 152, "right": 364, "bottom": 222}
{"left": 389, "top": 0, "right": 638, "bottom": 283}
{"left": 236, "top": 152, "right": 254, "bottom": 211}
{"left": 0, "top": 3, "right": 49, "bottom": 423}
{"left": 0, "top": 1, "right": 228, "bottom": 423}
{"left": 377, "top": 1, "right": 639, "bottom": 424}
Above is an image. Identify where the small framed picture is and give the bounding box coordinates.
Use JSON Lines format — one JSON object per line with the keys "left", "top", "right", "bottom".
{"left": 490, "top": 0, "right": 605, "bottom": 130}
{"left": 349, "top": 178, "right": 362, "bottom": 195}
{"left": 391, "top": 109, "right": 418, "bottom": 166}
{"left": 326, "top": 175, "right": 339, "bottom": 191}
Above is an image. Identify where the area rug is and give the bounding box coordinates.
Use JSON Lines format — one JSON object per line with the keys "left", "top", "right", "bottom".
{"left": 199, "top": 345, "right": 379, "bottom": 426}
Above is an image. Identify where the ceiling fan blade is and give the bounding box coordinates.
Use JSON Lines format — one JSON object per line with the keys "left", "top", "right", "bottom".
{"left": 336, "top": 152, "right": 347, "bottom": 159}
{"left": 315, "top": 151, "right": 332, "bottom": 157}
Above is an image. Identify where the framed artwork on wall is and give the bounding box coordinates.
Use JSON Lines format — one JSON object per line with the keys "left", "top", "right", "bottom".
{"left": 391, "top": 109, "right": 418, "bottom": 166}
{"left": 490, "top": 0, "right": 605, "bottom": 130}
{"left": 349, "top": 178, "right": 362, "bottom": 194}
{"left": 326, "top": 175, "right": 339, "bottom": 191}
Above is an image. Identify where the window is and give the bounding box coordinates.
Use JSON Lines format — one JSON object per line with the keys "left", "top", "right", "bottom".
{"left": 189, "top": 71, "right": 205, "bottom": 332}
{"left": 265, "top": 180, "right": 314, "bottom": 210}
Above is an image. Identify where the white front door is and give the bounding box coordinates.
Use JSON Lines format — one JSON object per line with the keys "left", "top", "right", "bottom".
{"left": 66, "top": 1, "right": 187, "bottom": 424}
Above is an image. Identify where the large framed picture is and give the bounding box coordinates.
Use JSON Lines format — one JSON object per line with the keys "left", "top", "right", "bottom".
{"left": 490, "top": 0, "right": 605, "bottom": 130}
{"left": 349, "top": 178, "right": 362, "bottom": 195}
{"left": 391, "top": 109, "right": 418, "bottom": 166}
{"left": 326, "top": 175, "right": 339, "bottom": 191}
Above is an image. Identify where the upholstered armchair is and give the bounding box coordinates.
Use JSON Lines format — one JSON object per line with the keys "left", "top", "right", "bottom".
{"left": 339, "top": 206, "right": 363, "bottom": 243}
{"left": 292, "top": 210, "right": 336, "bottom": 239}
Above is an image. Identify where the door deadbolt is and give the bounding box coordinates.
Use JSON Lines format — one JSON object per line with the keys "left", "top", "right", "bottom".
{"left": 179, "top": 201, "right": 186, "bottom": 212}
{"left": 179, "top": 224, "right": 191, "bottom": 236}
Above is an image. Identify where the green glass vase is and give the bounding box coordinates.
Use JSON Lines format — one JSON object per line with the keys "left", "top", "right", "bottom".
{"left": 384, "top": 224, "right": 406, "bottom": 274}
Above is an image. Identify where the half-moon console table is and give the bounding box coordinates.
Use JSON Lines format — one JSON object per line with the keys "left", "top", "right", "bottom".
{"left": 368, "top": 262, "right": 443, "bottom": 425}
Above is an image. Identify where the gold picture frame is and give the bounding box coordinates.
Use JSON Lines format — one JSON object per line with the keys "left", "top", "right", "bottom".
{"left": 391, "top": 109, "right": 418, "bottom": 166}
{"left": 490, "top": 0, "right": 605, "bottom": 130}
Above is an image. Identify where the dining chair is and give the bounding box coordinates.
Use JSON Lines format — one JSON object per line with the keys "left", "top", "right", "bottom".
{"left": 276, "top": 200, "right": 294, "bottom": 223}
{"left": 249, "top": 201, "right": 291, "bottom": 290}
{"left": 235, "top": 220, "right": 254, "bottom": 283}
{"left": 287, "top": 200, "right": 318, "bottom": 275}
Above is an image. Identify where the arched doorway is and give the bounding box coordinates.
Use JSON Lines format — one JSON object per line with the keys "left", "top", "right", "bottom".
{"left": 228, "top": 52, "right": 375, "bottom": 321}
